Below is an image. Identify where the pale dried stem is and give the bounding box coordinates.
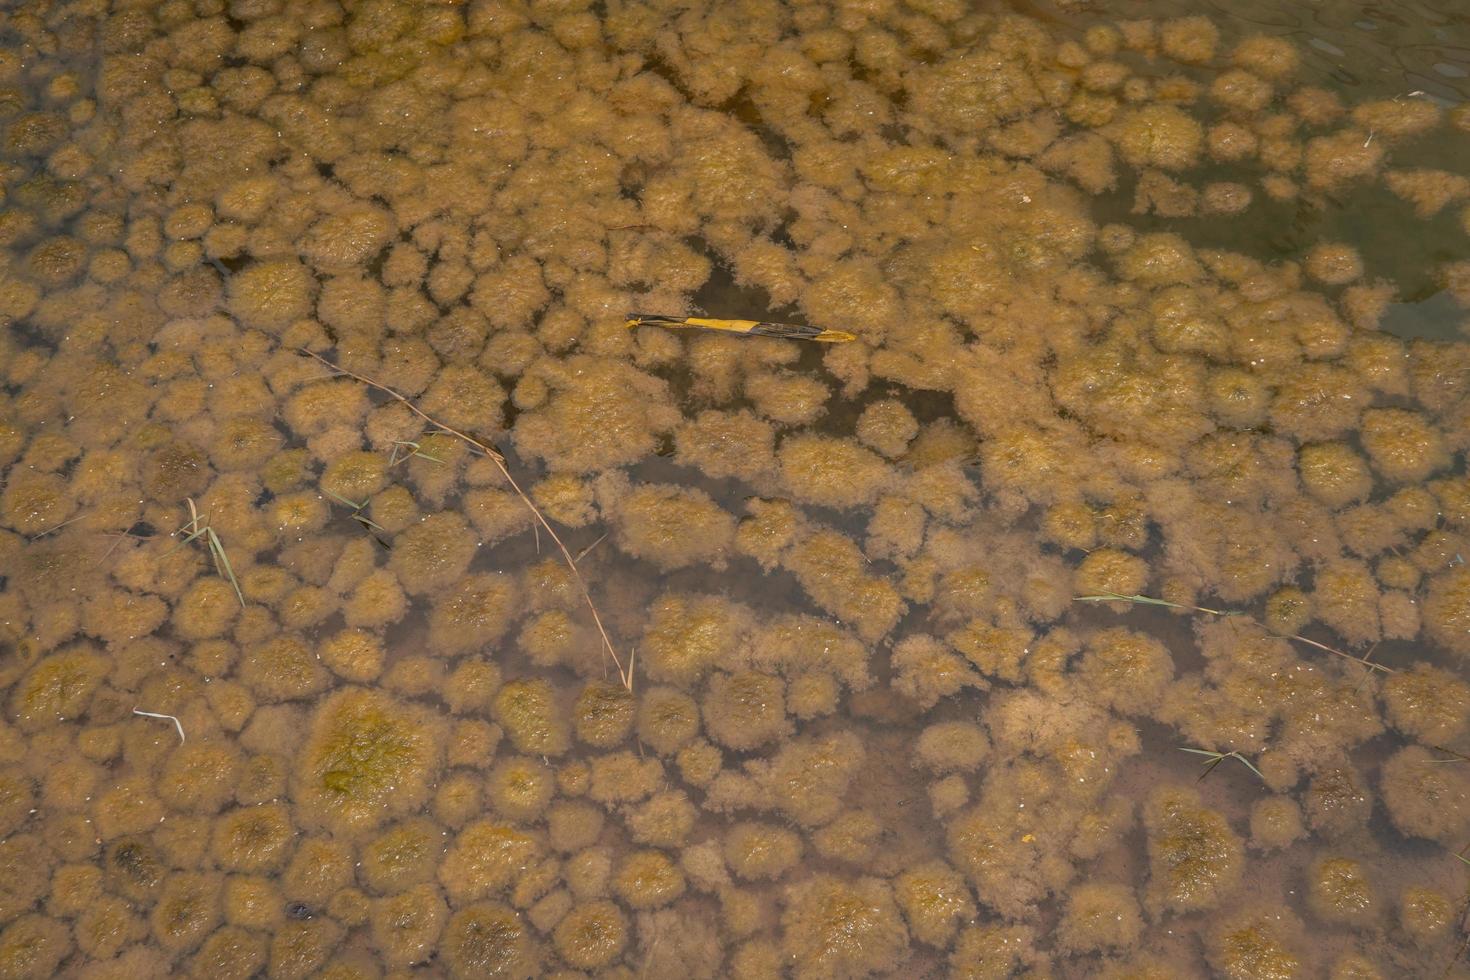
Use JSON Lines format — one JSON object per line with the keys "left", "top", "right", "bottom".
{"left": 297, "top": 348, "right": 631, "bottom": 690}
{"left": 1074, "top": 591, "right": 1395, "bottom": 675}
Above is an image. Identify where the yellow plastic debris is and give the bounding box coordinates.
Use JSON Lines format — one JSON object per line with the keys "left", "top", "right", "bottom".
{"left": 625, "top": 313, "right": 855, "bottom": 343}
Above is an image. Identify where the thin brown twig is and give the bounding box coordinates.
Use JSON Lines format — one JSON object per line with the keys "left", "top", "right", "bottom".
{"left": 574, "top": 532, "right": 608, "bottom": 565}
{"left": 1074, "top": 592, "right": 1395, "bottom": 675}
{"left": 297, "top": 347, "right": 632, "bottom": 691}
{"left": 1446, "top": 857, "right": 1470, "bottom": 978}
{"left": 27, "top": 512, "right": 88, "bottom": 541}
{"left": 95, "top": 528, "right": 146, "bottom": 566}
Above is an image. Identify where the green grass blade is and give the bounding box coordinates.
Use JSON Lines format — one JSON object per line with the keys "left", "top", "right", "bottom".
{"left": 321, "top": 488, "right": 366, "bottom": 511}
{"left": 206, "top": 528, "right": 245, "bottom": 608}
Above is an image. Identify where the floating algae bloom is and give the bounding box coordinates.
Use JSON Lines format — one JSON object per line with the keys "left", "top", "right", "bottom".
{"left": 2, "top": 0, "right": 1470, "bottom": 974}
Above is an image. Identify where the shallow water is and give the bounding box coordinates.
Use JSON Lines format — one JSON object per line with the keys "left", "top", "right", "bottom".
{"left": 2, "top": 0, "right": 1470, "bottom": 977}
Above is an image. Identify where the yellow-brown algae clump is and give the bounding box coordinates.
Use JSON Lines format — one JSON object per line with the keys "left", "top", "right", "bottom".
{"left": 548, "top": 801, "right": 604, "bottom": 854}
{"left": 612, "top": 850, "right": 685, "bottom": 910}
{"left": 778, "top": 435, "right": 893, "bottom": 510}
{"left": 369, "top": 882, "right": 446, "bottom": 969}
{"left": 172, "top": 576, "right": 241, "bottom": 641}
{"left": 1205, "top": 908, "right": 1302, "bottom": 979}
{"left": 493, "top": 678, "right": 571, "bottom": 756}
{"left": 441, "top": 902, "right": 535, "bottom": 980}
{"left": 759, "top": 616, "right": 874, "bottom": 693}
{"left": 1075, "top": 548, "right": 1147, "bottom": 597}
{"left": 344, "top": 568, "right": 409, "bottom": 630}
{"left": 10, "top": 646, "right": 109, "bottom": 731}
{"left": 74, "top": 893, "right": 144, "bottom": 960}
{"left": 443, "top": 658, "right": 502, "bottom": 719}
{"left": 388, "top": 512, "right": 479, "bottom": 596}
{"left": 788, "top": 673, "right": 841, "bottom": 720}
{"left": 464, "top": 489, "right": 538, "bottom": 547}
{"left": 553, "top": 899, "right": 626, "bottom": 970}
{"left": 892, "top": 861, "right": 974, "bottom": 948}
{"left": 947, "top": 922, "right": 1037, "bottom": 979}
{"left": 1359, "top": 408, "right": 1449, "bottom": 484}
{"left": 1424, "top": 567, "right": 1470, "bottom": 657}
{"left": 1109, "top": 104, "right": 1204, "bottom": 171}
{"left": 1309, "top": 856, "right": 1376, "bottom": 926}
{"left": 1380, "top": 745, "right": 1470, "bottom": 843}
{"left": 294, "top": 687, "right": 444, "bottom": 837}
{"left": 223, "top": 876, "right": 282, "bottom": 931}
{"left": 361, "top": 819, "right": 443, "bottom": 896}
{"left": 319, "top": 451, "right": 388, "bottom": 504}
{"left": 282, "top": 836, "right": 352, "bottom": 909}
{"left": 1269, "top": 364, "right": 1366, "bottom": 441}
{"left": 1305, "top": 766, "right": 1373, "bottom": 838}
{"left": 1057, "top": 881, "right": 1143, "bottom": 954}
{"left": 438, "top": 772, "right": 485, "bottom": 831}
{"left": 1401, "top": 887, "right": 1455, "bottom": 942}
{"left": 419, "top": 366, "right": 506, "bottom": 435}
{"left": 151, "top": 871, "right": 222, "bottom": 953}
{"left": 572, "top": 682, "right": 635, "bottom": 749}
{"left": 487, "top": 756, "right": 554, "bottom": 822}
{"left": 1353, "top": 97, "right": 1443, "bottom": 139}
{"left": 1, "top": 471, "right": 74, "bottom": 536}
{"left": 1382, "top": 663, "right": 1470, "bottom": 743}
{"left": 1160, "top": 15, "right": 1219, "bottom": 64}
{"left": 745, "top": 370, "right": 831, "bottom": 426}
{"left": 724, "top": 822, "right": 803, "bottom": 882}
{"left": 189, "top": 925, "right": 266, "bottom": 980}
{"left": 856, "top": 400, "right": 920, "bottom": 459}
{"left": 1075, "top": 628, "right": 1172, "bottom": 716}
{"left": 319, "top": 628, "right": 385, "bottom": 683}
{"left": 268, "top": 917, "right": 345, "bottom": 978}
{"left": 915, "top": 722, "right": 989, "bottom": 774}
{"left": 702, "top": 671, "right": 791, "bottom": 751}
{"left": 0, "top": 835, "right": 50, "bottom": 922}
{"left": 427, "top": 573, "right": 521, "bottom": 656}
{"left": 867, "top": 495, "right": 927, "bottom": 561}
{"left": 781, "top": 874, "right": 908, "bottom": 980}
{"left": 513, "top": 357, "right": 677, "bottom": 474}
{"left": 82, "top": 589, "right": 168, "bottom": 646}
{"left": 783, "top": 529, "right": 905, "bottom": 643}
{"left": 300, "top": 204, "right": 394, "bottom": 273}
{"left": 627, "top": 791, "right": 698, "bottom": 850}
{"left": 761, "top": 731, "right": 865, "bottom": 827}
{"left": 1298, "top": 442, "right": 1373, "bottom": 508}
{"left": 1305, "top": 129, "right": 1384, "bottom": 192}
{"left": 239, "top": 633, "right": 330, "bottom": 703}
{"left": 673, "top": 410, "right": 777, "bottom": 484}
{"left": 439, "top": 820, "right": 540, "bottom": 904}
{"left": 1249, "top": 797, "right": 1305, "bottom": 851}
{"left": 735, "top": 498, "right": 801, "bottom": 571}
{"left": 608, "top": 482, "right": 735, "bottom": 571}
{"left": 641, "top": 594, "right": 751, "bottom": 687}
{"left": 1312, "top": 559, "right": 1381, "bottom": 646}
{"left": 0, "top": 915, "right": 71, "bottom": 979}
{"left": 226, "top": 258, "right": 315, "bottom": 332}
{"left": 210, "top": 803, "right": 294, "bottom": 874}
{"left": 529, "top": 474, "right": 597, "bottom": 529}
{"left": 588, "top": 751, "right": 663, "bottom": 806}
{"left": 1304, "top": 243, "right": 1363, "bottom": 286}
{"left": 891, "top": 635, "right": 983, "bottom": 710}
{"left": 635, "top": 686, "right": 701, "bottom": 756}
{"left": 1143, "top": 785, "right": 1243, "bottom": 915}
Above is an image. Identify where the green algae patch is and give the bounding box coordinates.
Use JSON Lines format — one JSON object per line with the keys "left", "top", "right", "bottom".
{"left": 295, "top": 687, "right": 444, "bottom": 837}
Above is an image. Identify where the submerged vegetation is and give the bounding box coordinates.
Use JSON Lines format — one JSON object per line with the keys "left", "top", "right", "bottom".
{"left": 0, "top": 0, "right": 1467, "bottom": 975}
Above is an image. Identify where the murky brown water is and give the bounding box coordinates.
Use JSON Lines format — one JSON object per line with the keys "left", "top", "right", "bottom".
{"left": 1, "top": 0, "right": 1469, "bottom": 977}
